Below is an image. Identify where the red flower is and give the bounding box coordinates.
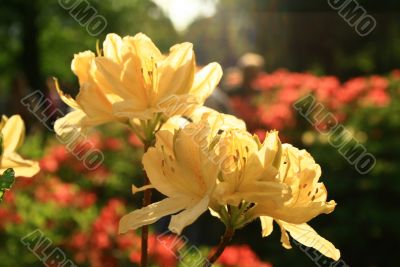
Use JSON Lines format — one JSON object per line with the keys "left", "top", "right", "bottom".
{"left": 40, "top": 156, "right": 59, "bottom": 173}
{"left": 104, "top": 137, "right": 123, "bottom": 151}
{"left": 218, "top": 245, "right": 272, "bottom": 267}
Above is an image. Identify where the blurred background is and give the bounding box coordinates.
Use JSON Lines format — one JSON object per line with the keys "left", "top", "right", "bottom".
{"left": 0, "top": 0, "right": 399, "bottom": 266}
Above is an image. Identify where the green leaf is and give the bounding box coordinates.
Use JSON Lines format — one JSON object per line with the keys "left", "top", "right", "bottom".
{"left": 0, "top": 168, "right": 15, "bottom": 202}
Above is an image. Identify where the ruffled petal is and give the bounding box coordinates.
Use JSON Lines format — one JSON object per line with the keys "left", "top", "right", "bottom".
{"left": 260, "top": 216, "right": 274, "bottom": 237}
{"left": 54, "top": 110, "right": 87, "bottom": 139}
{"left": 156, "top": 94, "right": 198, "bottom": 118}
{"left": 169, "top": 195, "right": 210, "bottom": 235}
{"left": 75, "top": 83, "right": 114, "bottom": 120}
{"left": 157, "top": 43, "right": 195, "bottom": 98}
{"left": 190, "top": 62, "right": 223, "bottom": 103}
{"left": 112, "top": 100, "right": 156, "bottom": 120}
{"left": 247, "top": 199, "right": 336, "bottom": 225}
{"left": 122, "top": 33, "right": 163, "bottom": 63}
{"left": 118, "top": 197, "right": 187, "bottom": 234}
{"left": 91, "top": 57, "right": 146, "bottom": 110}
{"left": 277, "top": 221, "right": 341, "bottom": 261}
{"left": 142, "top": 131, "right": 183, "bottom": 197}
{"left": 71, "top": 51, "right": 95, "bottom": 85}
{"left": 103, "top": 33, "right": 123, "bottom": 63}
{"left": 1, "top": 152, "right": 39, "bottom": 178}
{"left": 1, "top": 115, "right": 25, "bottom": 153}
{"left": 277, "top": 221, "right": 292, "bottom": 249}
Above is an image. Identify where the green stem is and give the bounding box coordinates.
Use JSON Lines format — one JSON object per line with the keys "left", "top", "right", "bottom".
{"left": 205, "top": 226, "right": 235, "bottom": 267}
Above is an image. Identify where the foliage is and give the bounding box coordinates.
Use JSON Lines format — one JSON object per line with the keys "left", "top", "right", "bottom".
{"left": 0, "top": 168, "right": 15, "bottom": 202}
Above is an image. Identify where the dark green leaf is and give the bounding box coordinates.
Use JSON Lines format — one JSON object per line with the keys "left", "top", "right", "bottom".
{"left": 0, "top": 168, "right": 15, "bottom": 202}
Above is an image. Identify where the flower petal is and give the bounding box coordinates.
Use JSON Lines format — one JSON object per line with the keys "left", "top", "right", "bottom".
{"left": 157, "top": 43, "right": 195, "bottom": 98}
{"left": 91, "top": 57, "right": 146, "bottom": 108}
{"left": 54, "top": 79, "right": 80, "bottom": 109}
{"left": 277, "top": 221, "right": 292, "bottom": 249}
{"left": 260, "top": 216, "right": 274, "bottom": 237}
{"left": 113, "top": 100, "right": 156, "bottom": 120}
{"left": 190, "top": 62, "right": 223, "bottom": 103}
{"left": 142, "top": 130, "right": 183, "bottom": 197}
{"left": 1, "top": 115, "right": 25, "bottom": 153}
{"left": 258, "top": 131, "right": 281, "bottom": 176}
{"left": 1, "top": 152, "right": 39, "bottom": 178}
{"left": 122, "top": 33, "right": 163, "bottom": 91}
{"left": 71, "top": 51, "right": 95, "bottom": 85}
{"left": 54, "top": 110, "right": 86, "bottom": 139}
{"left": 156, "top": 94, "right": 198, "bottom": 118}
{"left": 277, "top": 221, "right": 341, "bottom": 261}
{"left": 118, "top": 197, "right": 187, "bottom": 234}
{"left": 75, "top": 82, "right": 114, "bottom": 120}
{"left": 103, "top": 33, "right": 123, "bottom": 63}
{"left": 217, "top": 181, "right": 290, "bottom": 207}
{"left": 169, "top": 195, "right": 210, "bottom": 235}
{"left": 122, "top": 33, "right": 163, "bottom": 63}
{"left": 248, "top": 199, "right": 336, "bottom": 225}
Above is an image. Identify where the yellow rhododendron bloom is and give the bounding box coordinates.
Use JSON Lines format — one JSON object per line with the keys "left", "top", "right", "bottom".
{"left": 119, "top": 118, "right": 222, "bottom": 235}
{"left": 210, "top": 129, "right": 339, "bottom": 260}
{"left": 212, "top": 130, "right": 290, "bottom": 208}
{"left": 250, "top": 144, "right": 340, "bottom": 260}
{"left": 119, "top": 109, "right": 245, "bottom": 234}
{"left": 0, "top": 115, "right": 39, "bottom": 177}
{"left": 55, "top": 33, "right": 222, "bottom": 139}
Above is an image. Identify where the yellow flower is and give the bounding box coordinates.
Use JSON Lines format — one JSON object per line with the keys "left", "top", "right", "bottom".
{"left": 119, "top": 118, "right": 221, "bottom": 235}
{"left": 212, "top": 130, "right": 289, "bottom": 208}
{"left": 119, "top": 108, "right": 245, "bottom": 234}
{"left": 55, "top": 33, "right": 222, "bottom": 139}
{"left": 53, "top": 49, "right": 121, "bottom": 138}
{"left": 0, "top": 115, "right": 39, "bottom": 177}
{"left": 102, "top": 33, "right": 223, "bottom": 119}
{"left": 250, "top": 144, "right": 339, "bottom": 260}
{"left": 251, "top": 144, "right": 337, "bottom": 223}
{"left": 209, "top": 130, "right": 339, "bottom": 260}
{"left": 161, "top": 106, "right": 246, "bottom": 135}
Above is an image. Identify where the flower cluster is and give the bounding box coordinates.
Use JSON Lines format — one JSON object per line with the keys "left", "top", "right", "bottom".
{"left": 231, "top": 69, "right": 392, "bottom": 133}
{"left": 119, "top": 106, "right": 340, "bottom": 260}
{"left": 54, "top": 33, "right": 222, "bottom": 143}
{"left": 51, "top": 33, "right": 340, "bottom": 263}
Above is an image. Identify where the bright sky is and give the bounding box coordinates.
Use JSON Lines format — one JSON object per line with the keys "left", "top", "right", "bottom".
{"left": 152, "top": 0, "right": 219, "bottom": 32}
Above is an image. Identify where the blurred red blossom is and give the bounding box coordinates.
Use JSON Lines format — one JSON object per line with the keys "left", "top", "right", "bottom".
{"left": 217, "top": 244, "right": 273, "bottom": 267}
{"left": 232, "top": 69, "right": 393, "bottom": 134}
